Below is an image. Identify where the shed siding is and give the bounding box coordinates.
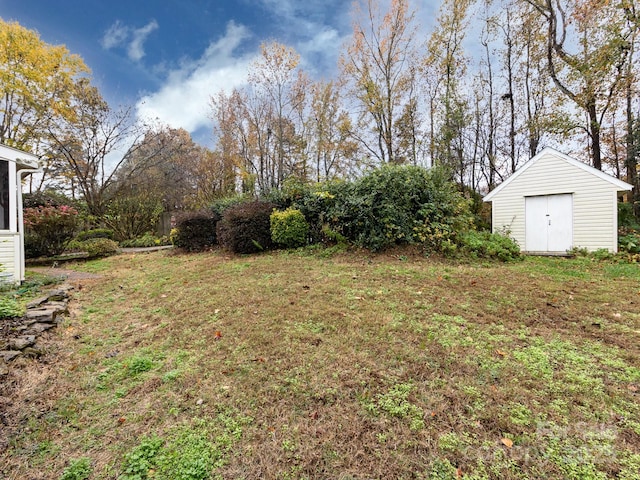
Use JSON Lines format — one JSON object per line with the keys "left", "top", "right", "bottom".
{"left": 491, "top": 151, "right": 620, "bottom": 252}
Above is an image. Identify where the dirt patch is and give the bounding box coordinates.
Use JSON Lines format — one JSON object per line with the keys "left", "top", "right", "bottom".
{"left": 27, "top": 266, "right": 102, "bottom": 284}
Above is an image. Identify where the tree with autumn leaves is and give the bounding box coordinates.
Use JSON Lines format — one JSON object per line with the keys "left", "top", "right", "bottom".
{"left": 2, "top": 0, "right": 640, "bottom": 223}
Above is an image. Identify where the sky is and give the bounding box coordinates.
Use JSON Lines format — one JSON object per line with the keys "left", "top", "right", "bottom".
{"left": 0, "top": 0, "right": 439, "bottom": 147}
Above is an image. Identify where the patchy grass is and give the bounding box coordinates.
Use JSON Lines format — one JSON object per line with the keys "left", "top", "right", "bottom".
{"left": 1, "top": 249, "right": 639, "bottom": 479}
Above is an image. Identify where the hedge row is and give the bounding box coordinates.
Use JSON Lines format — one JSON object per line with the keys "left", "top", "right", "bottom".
{"left": 172, "top": 165, "right": 521, "bottom": 261}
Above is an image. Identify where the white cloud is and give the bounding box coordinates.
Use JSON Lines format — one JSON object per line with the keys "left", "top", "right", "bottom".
{"left": 136, "top": 22, "right": 255, "bottom": 134}
{"left": 101, "top": 19, "right": 159, "bottom": 62}
{"left": 128, "top": 20, "right": 159, "bottom": 61}
{"left": 101, "top": 20, "right": 128, "bottom": 49}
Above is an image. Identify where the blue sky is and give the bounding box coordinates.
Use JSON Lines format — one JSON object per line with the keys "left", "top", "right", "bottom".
{"left": 1, "top": 0, "right": 439, "bottom": 145}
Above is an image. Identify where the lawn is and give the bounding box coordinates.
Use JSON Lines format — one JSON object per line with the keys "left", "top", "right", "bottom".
{"left": 1, "top": 248, "right": 639, "bottom": 479}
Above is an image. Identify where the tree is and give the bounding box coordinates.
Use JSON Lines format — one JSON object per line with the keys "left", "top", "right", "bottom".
{"left": 341, "top": 0, "right": 421, "bottom": 164}
{"left": 114, "top": 127, "right": 210, "bottom": 211}
{"left": 248, "top": 41, "right": 308, "bottom": 188}
{"left": 524, "top": 0, "right": 639, "bottom": 169}
{"left": 306, "top": 80, "right": 359, "bottom": 181}
{"left": 0, "top": 19, "right": 88, "bottom": 150}
{"left": 48, "top": 79, "right": 166, "bottom": 216}
{"left": 424, "top": 0, "right": 473, "bottom": 185}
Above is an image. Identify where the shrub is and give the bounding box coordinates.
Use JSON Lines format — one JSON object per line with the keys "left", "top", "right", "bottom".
{"left": 217, "top": 201, "right": 276, "bottom": 254}
{"left": 81, "top": 238, "right": 119, "bottom": 257}
{"left": 0, "top": 295, "right": 25, "bottom": 319}
{"left": 75, "top": 228, "right": 114, "bottom": 242}
{"left": 23, "top": 190, "right": 77, "bottom": 209}
{"left": 23, "top": 204, "right": 79, "bottom": 257}
{"left": 210, "top": 194, "right": 251, "bottom": 216}
{"left": 458, "top": 230, "right": 522, "bottom": 261}
{"left": 173, "top": 211, "right": 221, "bottom": 252}
{"left": 270, "top": 208, "right": 309, "bottom": 248}
{"left": 325, "top": 165, "right": 472, "bottom": 252}
{"left": 104, "top": 193, "right": 163, "bottom": 242}
{"left": 619, "top": 232, "right": 640, "bottom": 254}
{"left": 619, "top": 202, "right": 640, "bottom": 230}
{"left": 119, "top": 232, "right": 169, "bottom": 248}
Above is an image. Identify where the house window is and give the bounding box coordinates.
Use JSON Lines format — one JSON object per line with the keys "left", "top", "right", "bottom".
{"left": 0, "top": 160, "right": 9, "bottom": 230}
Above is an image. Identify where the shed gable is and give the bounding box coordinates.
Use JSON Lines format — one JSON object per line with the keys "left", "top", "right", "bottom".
{"left": 484, "top": 148, "right": 632, "bottom": 253}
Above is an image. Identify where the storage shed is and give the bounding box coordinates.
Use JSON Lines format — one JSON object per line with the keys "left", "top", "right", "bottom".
{"left": 0, "top": 144, "right": 40, "bottom": 284}
{"left": 483, "top": 147, "right": 633, "bottom": 254}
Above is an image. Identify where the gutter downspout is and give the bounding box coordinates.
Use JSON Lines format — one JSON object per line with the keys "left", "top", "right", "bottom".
{"left": 18, "top": 169, "right": 40, "bottom": 282}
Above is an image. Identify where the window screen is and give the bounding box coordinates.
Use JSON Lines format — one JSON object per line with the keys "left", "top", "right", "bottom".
{"left": 0, "top": 160, "right": 9, "bottom": 230}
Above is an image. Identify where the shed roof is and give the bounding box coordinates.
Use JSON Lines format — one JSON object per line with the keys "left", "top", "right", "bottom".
{"left": 0, "top": 144, "right": 40, "bottom": 169}
{"left": 483, "top": 147, "right": 633, "bottom": 202}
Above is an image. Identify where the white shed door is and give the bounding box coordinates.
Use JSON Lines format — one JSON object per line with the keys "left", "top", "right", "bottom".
{"left": 525, "top": 194, "right": 573, "bottom": 252}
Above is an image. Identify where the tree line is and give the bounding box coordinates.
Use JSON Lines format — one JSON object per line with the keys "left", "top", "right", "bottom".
{"left": 2, "top": 0, "right": 639, "bottom": 224}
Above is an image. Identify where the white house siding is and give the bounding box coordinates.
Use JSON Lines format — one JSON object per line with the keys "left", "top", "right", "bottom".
{"left": 0, "top": 234, "right": 18, "bottom": 281}
{"left": 491, "top": 151, "right": 622, "bottom": 252}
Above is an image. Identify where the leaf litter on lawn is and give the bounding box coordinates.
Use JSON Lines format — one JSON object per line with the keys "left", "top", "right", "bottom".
{"left": 1, "top": 248, "right": 639, "bottom": 479}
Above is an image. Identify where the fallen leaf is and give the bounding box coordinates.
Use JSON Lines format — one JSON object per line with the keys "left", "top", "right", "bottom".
{"left": 501, "top": 437, "right": 513, "bottom": 448}
{"left": 456, "top": 467, "right": 463, "bottom": 478}
{"left": 496, "top": 349, "right": 508, "bottom": 357}
{"left": 118, "top": 417, "right": 126, "bottom": 424}
{"left": 214, "top": 331, "right": 223, "bottom": 340}
{"left": 309, "top": 411, "right": 318, "bottom": 420}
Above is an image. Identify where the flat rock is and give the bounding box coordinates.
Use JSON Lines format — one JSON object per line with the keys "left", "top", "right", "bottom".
{"left": 46, "top": 287, "right": 72, "bottom": 301}
{"left": 25, "top": 323, "right": 56, "bottom": 334}
{"left": 25, "top": 305, "right": 67, "bottom": 323}
{"left": 8, "top": 336, "right": 36, "bottom": 350}
{"left": 22, "top": 347, "right": 42, "bottom": 357}
{"left": 0, "top": 350, "right": 22, "bottom": 362}
{"left": 26, "top": 295, "right": 50, "bottom": 309}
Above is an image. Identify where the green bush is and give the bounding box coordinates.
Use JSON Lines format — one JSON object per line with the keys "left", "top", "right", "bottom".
{"left": 75, "top": 228, "right": 114, "bottom": 242}
{"left": 173, "top": 211, "right": 221, "bottom": 252}
{"left": 619, "top": 202, "right": 640, "bottom": 230}
{"left": 0, "top": 295, "right": 25, "bottom": 319}
{"left": 325, "top": 165, "right": 472, "bottom": 252}
{"left": 23, "top": 190, "right": 78, "bottom": 209}
{"left": 23, "top": 204, "right": 79, "bottom": 257}
{"left": 210, "top": 194, "right": 251, "bottom": 216}
{"left": 119, "top": 233, "right": 169, "bottom": 248}
{"left": 619, "top": 233, "right": 640, "bottom": 254}
{"left": 104, "top": 193, "right": 163, "bottom": 242}
{"left": 81, "top": 238, "right": 119, "bottom": 257}
{"left": 458, "top": 230, "right": 522, "bottom": 261}
{"left": 270, "top": 208, "right": 309, "bottom": 248}
{"left": 217, "top": 201, "right": 276, "bottom": 254}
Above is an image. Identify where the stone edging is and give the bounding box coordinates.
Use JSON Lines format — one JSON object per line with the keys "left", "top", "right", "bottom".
{"left": 0, "top": 284, "right": 73, "bottom": 375}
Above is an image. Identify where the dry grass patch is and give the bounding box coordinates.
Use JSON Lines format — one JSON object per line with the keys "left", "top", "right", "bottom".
{"left": 1, "top": 248, "right": 639, "bottom": 479}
